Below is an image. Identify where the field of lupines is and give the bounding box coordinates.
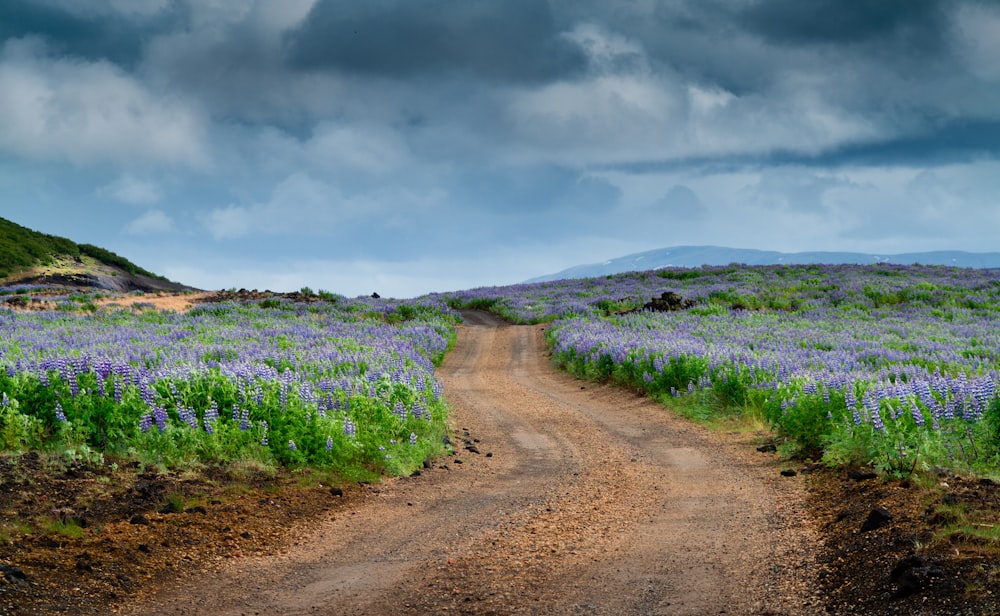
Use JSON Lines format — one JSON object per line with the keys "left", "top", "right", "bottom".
{"left": 443, "top": 264, "right": 1000, "bottom": 475}
{"left": 0, "top": 294, "right": 458, "bottom": 478}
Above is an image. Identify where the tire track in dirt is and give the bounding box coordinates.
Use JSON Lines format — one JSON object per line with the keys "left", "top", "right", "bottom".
{"left": 122, "top": 311, "right": 822, "bottom": 615}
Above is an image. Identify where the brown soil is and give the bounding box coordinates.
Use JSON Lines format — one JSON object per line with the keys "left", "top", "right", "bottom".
{"left": 94, "top": 292, "right": 213, "bottom": 312}
{"left": 1, "top": 310, "right": 999, "bottom": 614}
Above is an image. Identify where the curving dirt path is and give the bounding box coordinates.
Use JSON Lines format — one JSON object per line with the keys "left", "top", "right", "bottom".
{"left": 122, "top": 311, "right": 824, "bottom": 615}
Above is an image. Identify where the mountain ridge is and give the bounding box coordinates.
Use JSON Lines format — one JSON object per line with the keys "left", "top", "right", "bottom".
{"left": 527, "top": 245, "right": 1000, "bottom": 283}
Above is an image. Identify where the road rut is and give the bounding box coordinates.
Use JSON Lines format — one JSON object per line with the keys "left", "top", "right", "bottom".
{"left": 126, "top": 311, "right": 822, "bottom": 615}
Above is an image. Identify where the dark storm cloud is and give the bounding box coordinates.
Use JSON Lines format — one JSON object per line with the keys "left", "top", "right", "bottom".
{"left": 739, "top": 0, "right": 946, "bottom": 47}
{"left": 653, "top": 185, "right": 707, "bottom": 221}
{"left": 0, "top": 0, "right": 182, "bottom": 67}
{"left": 451, "top": 165, "right": 620, "bottom": 216}
{"left": 285, "top": 0, "right": 587, "bottom": 83}
{"left": 763, "top": 119, "right": 1000, "bottom": 168}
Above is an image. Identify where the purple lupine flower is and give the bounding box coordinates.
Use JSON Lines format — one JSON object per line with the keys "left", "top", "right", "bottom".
{"left": 409, "top": 432, "right": 418, "bottom": 446}
{"left": 153, "top": 407, "right": 168, "bottom": 432}
{"left": 55, "top": 402, "right": 67, "bottom": 422}
{"left": 393, "top": 401, "right": 407, "bottom": 419}
{"left": 863, "top": 392, "right": 884, "bottom": 430}
{"left": 205, "top": 400, "right": 219, "bottom": 424}
{"left": 326, "top": 436, "right": 334, "bottom": 451}
{"left": 343, "top": 417, "right": 356, "bottom": 437}
{"left": 288, "top": 440, "right": 297, "bottom": 451}
{"left": 139, "top": 413, "right": 154, "bottom": 433}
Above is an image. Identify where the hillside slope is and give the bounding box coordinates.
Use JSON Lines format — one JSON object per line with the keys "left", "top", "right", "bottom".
{"left": 527, "top": 245, "right": 1000, "bottom": 282}
{"left": 0, "top": 216, "right": 193, "bottom": 292}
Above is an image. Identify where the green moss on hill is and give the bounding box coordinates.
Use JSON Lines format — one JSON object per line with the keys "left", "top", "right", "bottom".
{"left": 0, "top": 216, "right": 165, "bottom": 281}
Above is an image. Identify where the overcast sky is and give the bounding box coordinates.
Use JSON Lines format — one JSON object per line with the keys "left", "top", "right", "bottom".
{"left": 2, "top": 0, "right": 999, "bottom": 297}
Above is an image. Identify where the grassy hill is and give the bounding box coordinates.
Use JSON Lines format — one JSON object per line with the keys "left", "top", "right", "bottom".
{"left": 0, "top": 216, "right": 189, "bottom": 292}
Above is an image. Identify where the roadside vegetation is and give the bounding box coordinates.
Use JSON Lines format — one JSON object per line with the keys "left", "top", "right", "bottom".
{"left": 443, "top": 263, "right": 1000, "bottom": 479}
{"left": 0, "top": 295, "right": 458, "bottom": 480}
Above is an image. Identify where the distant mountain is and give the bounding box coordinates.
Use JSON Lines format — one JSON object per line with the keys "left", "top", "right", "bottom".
{"left": 0, "top": 216, "right": 192, "bottom": 293}
{"left": 526, "top": 246, "right": 1000, "bottom": 283}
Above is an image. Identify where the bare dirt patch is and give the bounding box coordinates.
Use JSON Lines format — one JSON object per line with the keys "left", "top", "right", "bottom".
{"left": 94, "top": 292, "right": 213, "bottom": 313}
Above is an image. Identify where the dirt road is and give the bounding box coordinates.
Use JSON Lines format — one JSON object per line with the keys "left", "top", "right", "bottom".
{"left": 125, "top": 311, "right": 823, "bottom": 615}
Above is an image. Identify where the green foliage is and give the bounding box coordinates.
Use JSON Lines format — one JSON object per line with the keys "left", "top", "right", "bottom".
{"left": 0, "top": 395, "right": 46, "bottom": 451}
{"left": 0, "top": 301, "right": 456, "bottom": 480}
{"left": 78, "top": 243, "right": 165, "bottom": 280}
{"left": 0, "top": 217, "right": 80, "bottom": 278}
{"left": 0, "top": 216, "right": 167, "bottom": 281}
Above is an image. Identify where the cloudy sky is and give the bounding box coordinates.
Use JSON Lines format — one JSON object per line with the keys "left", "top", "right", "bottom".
{"left": 2, "top": 0, "right": 999, "bottom": 297}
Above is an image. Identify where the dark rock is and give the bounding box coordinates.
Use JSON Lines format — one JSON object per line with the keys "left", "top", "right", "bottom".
{"left": 410, "top": 469, "right": 421, "bottom": 477}
{"left": 240, "top": 531, "right": 252, "bottom": 539}
{"left": 891, "top": 555, "right": 945, "bottom": 598}
{"left": 330, "top": 487, "right": 344, "bottom": 497}
{"left": 134, "top": 479, "right": 165, "bottom": 498}
{"left": 159, "top": 502, "right": 182, "bottom": 514}
{"left": 442, "top": 435, "right": 452, "bottom": 446}
{"left": 129, "top": 514, "right": 150, "bottom": 526}
{"left": 979, "top": 477, "right": 996, "bottom": 487}
{"left": 942, "top": 492, "right": 960, "bottom": 506}
{"left": 756, "top": 443, "right": 777, "bottom": 453}
{"left": 486, "top": 452, "right": 493, "bottom": 457}
{"left": 640, "top": 291, "right": 697, "bottom": 312}
{"left": 860, "top": 507, "right": 892, "bottom": 532}
{"left": 137, "top": 544, "right": 150, "bottom": 554}
{"left": 75, "top": 560, "right": 94, "bottom": 573}
{"left": 371, "top": 292, "right": 380, "bottom": 299}
{"left": 185, "top": 506, "right": 207, "bottom": 515}
{"left": 465, "top": 445, "right": 481, "bottom": 454}
{"left": 0, "top": 563, "right": 28, "bottom": 584}
{"left": 780, "top": 469, "right": 797, "bottom": 477}
{"left": 423, "top": 458, "right": 432, "bottom": 469}
{"left": 848, "top": 469, "right": 878, "bottom": 482}
{"left": 454, "top": 459, "right": 463, "bottom": 464}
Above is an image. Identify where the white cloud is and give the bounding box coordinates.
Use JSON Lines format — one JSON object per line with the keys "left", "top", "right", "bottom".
{"left": 201, "top": 170, "right": 444, "bottom": 240}
{"left": 202, "top": 172, "right": 345, "bottom": 240}
{"left": 0, "top": 38, "right": 208, "bottom": 168}
{"left": 125, "top": 209, "right": 175, "bottom": 235}
{"left": 306, "top": 123, "right": 411, "bottom": 174}
{"left": 954, "top": 3, "right": 1000, "bottom": 82}
{"left": 502, "top": 27, "right": 882, "bottom": 166}
{"left": 98, "top": 175, "right": 162, "bottom": 205}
